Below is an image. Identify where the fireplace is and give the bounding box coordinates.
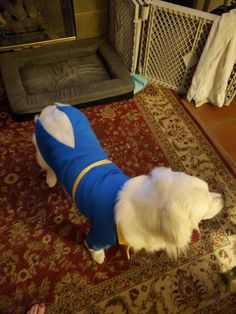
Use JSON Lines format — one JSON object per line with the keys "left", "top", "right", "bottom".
{"left": 0, "top": 0, "right": 76, "bottom": 51}
{"left": 0, "top": 0, "right": 135, "bottom": 120}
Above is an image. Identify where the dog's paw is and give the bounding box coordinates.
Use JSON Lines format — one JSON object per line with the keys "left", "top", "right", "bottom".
{"left": 90, "top": 249, "right": 105, "bottom": 264}
{"left": 46, "top": 173, "right": 57, "bottom": 188}
{"left": 212, "top": 192, "right": 224, "bottom": 214}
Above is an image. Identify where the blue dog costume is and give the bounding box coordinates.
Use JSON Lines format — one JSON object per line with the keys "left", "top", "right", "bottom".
{"left": 35, "top": 105, "right": 130, "bottom": 251}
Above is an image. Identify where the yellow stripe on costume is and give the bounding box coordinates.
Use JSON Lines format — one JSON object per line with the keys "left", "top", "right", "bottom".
{"left": 72, "top": 159, "right": 112, "bottom": 201}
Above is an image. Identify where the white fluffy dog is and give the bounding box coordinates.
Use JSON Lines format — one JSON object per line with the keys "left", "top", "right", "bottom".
{"left": 33, "top": 104, "right": 223, "bottom": 264}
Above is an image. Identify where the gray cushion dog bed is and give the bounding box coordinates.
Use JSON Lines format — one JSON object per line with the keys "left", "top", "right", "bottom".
{"left": 0, "top": 38, "right": 134, "bottom": 121}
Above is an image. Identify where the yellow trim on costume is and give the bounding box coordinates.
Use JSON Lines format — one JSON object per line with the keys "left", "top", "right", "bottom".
{"left": 116, "top": 223, "right": 131, "bottom": 259}
{"left": 72, "top": 159, "right": 112, "bottom": 201}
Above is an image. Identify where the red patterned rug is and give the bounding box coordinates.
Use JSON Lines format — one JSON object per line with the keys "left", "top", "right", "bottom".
{"left": 0, "top": 81, "right": 236, "bottom": 314}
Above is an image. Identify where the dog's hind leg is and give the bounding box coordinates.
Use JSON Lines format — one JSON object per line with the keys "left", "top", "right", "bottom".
{"left": 45, "top": 167, "right": 57, "bottom": 188}
{"left": 33, "top": 134, "right": 57, "bottom": 187}
{"left": 37, "top": 151, "right": 57, "bottom": 187}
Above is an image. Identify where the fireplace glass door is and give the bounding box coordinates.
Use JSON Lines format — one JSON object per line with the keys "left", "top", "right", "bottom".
{"left": 0, "top": 0, "right": 76, "bottom": 51}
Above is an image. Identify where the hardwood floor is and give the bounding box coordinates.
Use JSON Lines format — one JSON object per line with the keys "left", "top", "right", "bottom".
{"left": 181, "top": 94, "right": 236, "bottom": 174}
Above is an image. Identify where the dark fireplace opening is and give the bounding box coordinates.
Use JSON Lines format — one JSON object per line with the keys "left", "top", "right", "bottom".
{"left": 0, "top": 0, "right": 75, "bottom": 48}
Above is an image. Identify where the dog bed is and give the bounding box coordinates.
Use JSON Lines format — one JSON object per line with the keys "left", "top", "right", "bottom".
{"left": 0, "top": 38, "right": 135, "bottom": 121}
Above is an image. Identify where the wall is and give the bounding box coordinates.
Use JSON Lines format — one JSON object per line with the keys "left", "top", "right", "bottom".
{"left": 73, "top": 0, "right": 107, "bottom": 39}
{"left": 165, "top": 0, "right": 226, "bottom": 12}
{"left": 205, "top": 0, "right": 225, "bottom": 11}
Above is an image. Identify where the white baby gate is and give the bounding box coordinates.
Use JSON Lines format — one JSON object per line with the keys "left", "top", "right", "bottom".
{"left": 107, "top": 0, "right": 236, "bottom": 106}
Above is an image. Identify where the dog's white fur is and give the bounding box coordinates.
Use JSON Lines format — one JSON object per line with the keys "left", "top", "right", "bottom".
{"left": 33, "top": 104, "right": 224, "bottom": 264}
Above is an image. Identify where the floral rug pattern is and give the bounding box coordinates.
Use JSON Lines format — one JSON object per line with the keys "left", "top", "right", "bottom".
{"left": 0, "top": 82, "right": 235, "bottom": 313}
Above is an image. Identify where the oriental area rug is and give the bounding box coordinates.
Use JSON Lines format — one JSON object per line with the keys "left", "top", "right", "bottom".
{"left": 0, "top": 80, "right": 236, "bottom": 314}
